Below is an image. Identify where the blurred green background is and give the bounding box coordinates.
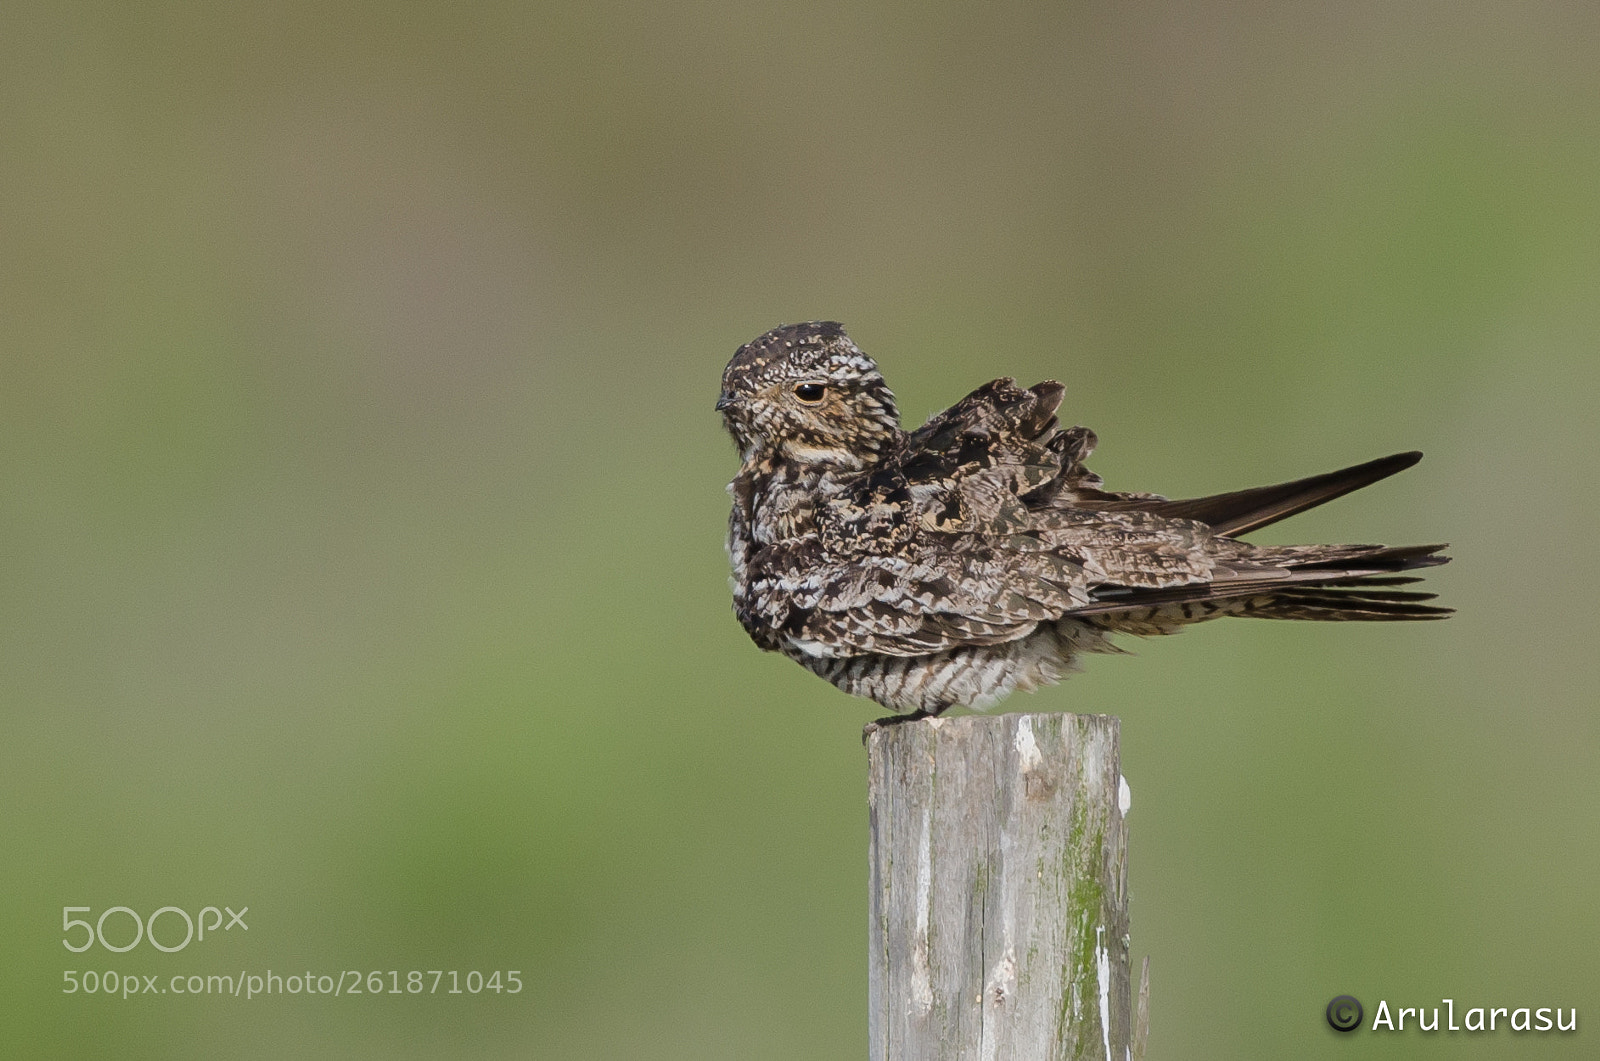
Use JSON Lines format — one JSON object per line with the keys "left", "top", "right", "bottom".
{"left": 3, "top": 1, "right": 1597, "bottom": 1057}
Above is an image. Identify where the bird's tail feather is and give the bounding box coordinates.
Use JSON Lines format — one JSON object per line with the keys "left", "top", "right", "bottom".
{"left": 1236, "top": 580, "right": 1453, "bottom": 622}
{"left": 1073, "top": 542, "right": 1452, "bottom": 631}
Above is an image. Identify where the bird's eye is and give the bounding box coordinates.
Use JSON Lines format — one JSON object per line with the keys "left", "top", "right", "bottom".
{"left": 793, "top": 382, "right": 827, "bottom": 404}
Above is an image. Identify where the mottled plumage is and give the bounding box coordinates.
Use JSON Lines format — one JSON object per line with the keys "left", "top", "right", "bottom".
{"left": 718, "top": 321, "right": 1450, "bottom": 725}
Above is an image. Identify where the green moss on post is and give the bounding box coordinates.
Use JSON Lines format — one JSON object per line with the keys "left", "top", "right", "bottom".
{"left": 867, "top": 714, "right": 1135, "bottom": 1061}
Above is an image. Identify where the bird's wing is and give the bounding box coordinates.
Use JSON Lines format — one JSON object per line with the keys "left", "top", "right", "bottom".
{"left": 1075, "top": 451, "right": 1425, "bottom": 536}
{"left": 767, "top": 522, "right": 1448, "bottom": 658}
{"left": 757, "top": 540, "right": 1092, "bottom": 658}
{"left": 751, "top": 380, "right": 1219, "bottom": 658}
{"left": 748, "top": 382, "right": 1448, "bottom": 658}
{"left": 900, "top": 377, "right": 1067, "bottom": 509}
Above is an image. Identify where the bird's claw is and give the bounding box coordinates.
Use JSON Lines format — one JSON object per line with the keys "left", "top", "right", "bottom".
{"left": 861, "top": 709, "right": 936, "bottom": 746}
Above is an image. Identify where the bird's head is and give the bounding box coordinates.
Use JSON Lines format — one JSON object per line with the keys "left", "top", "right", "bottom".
{"left": 717, "top": 321, "right": 901, "bottom": 469}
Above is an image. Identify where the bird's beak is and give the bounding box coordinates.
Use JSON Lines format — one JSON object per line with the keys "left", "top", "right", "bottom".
{"left": 715, "top": 392, "right": 737, "bottom": 412}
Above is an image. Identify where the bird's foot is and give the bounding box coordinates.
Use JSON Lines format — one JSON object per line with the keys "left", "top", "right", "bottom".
{"left": 861, "top": 705, "right": 948, "bottom": 746}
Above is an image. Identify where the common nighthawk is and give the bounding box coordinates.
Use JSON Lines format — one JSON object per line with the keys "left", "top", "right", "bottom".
{"left": 718, "top": 321, "right": 1449, "bottom": 728}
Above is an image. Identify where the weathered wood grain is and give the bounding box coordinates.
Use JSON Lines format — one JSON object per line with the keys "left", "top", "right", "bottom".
{"left": 868, "top": 713, "right": 1132, "bottom": 1061}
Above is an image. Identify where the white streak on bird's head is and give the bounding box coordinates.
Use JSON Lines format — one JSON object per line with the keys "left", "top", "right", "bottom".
{"left": 717, "top": 321, "right": 901, "bottom": 468}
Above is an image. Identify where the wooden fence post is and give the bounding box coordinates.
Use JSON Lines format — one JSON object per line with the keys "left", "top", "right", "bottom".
{"left": 867, "top": 713, "right": 1142, "bottom": 1061}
